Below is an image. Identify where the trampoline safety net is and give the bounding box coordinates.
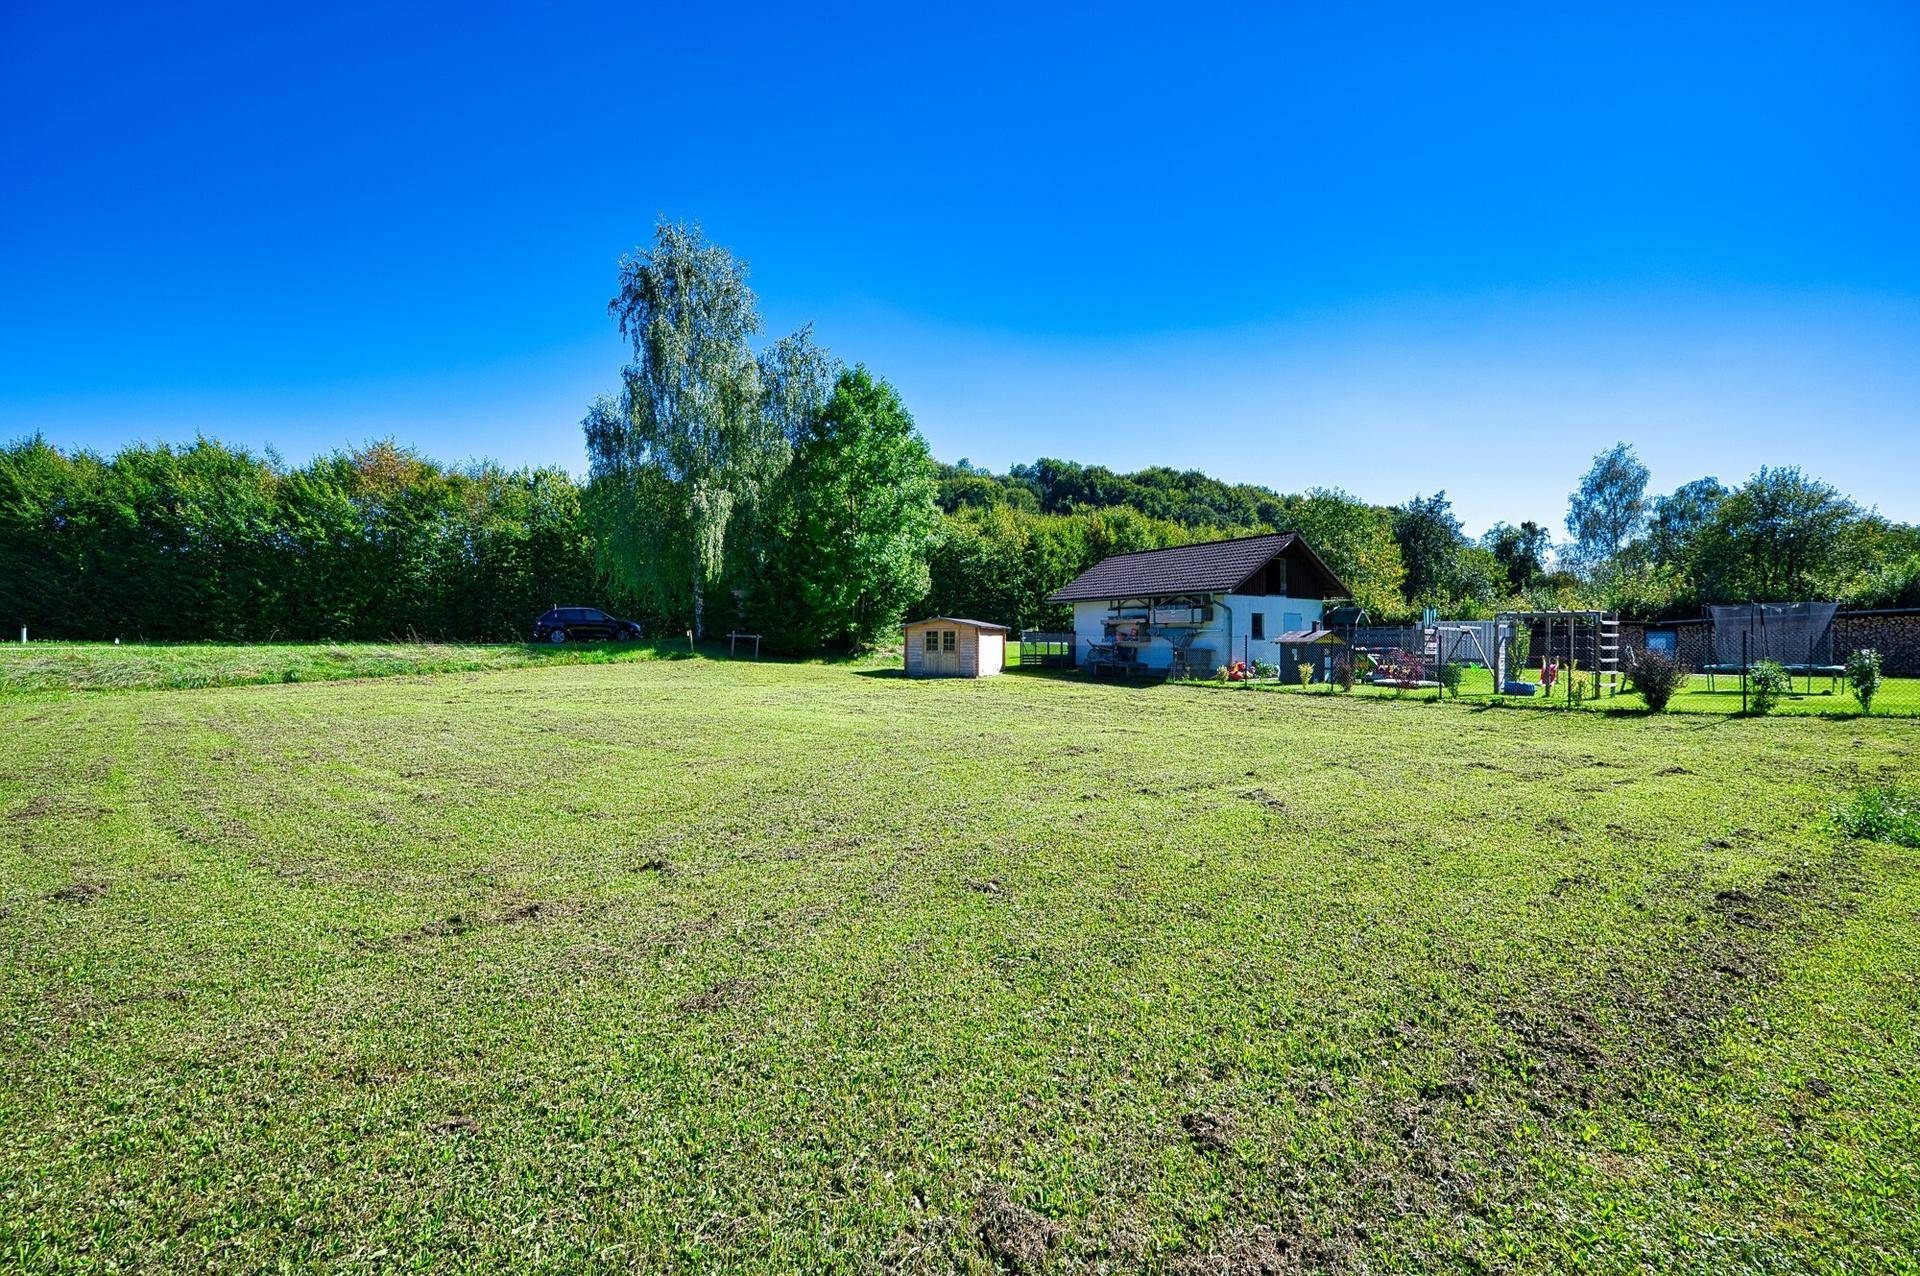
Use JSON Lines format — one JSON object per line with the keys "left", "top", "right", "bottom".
{"left": 1708, "top": 602, "right": 1838, "bottom": 667}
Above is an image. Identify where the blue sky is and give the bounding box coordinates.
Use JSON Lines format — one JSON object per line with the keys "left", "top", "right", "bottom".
{"left": 2, "top": 2, "right": 1915, "bottom": 535}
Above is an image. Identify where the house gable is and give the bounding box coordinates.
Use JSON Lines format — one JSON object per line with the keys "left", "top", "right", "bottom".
{"left": 1046, "top": 532, "right": 1350, "bottom": 604}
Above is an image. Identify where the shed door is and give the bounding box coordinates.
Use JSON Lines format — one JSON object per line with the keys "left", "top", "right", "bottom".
{"left": 921, "top": 628, "right": 960, "bottom": 675}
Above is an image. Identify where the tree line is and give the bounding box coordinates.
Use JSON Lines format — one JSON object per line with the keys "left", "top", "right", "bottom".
{"left": 9, "top": 428, "right": 1909, "bottom": 646}
{"left": 5, "top": 224, "right": 1915, "bottom": 645}
{"left": 0, "top": 437, "right": 601, "bottom": 641}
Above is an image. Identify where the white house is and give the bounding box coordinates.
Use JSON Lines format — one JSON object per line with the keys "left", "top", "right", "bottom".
{"left": 1044, "top": 532, "right": 1353, "bottom": 678}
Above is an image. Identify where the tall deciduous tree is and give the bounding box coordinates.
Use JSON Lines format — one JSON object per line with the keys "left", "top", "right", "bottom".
{"left": 1693, "top": 467, "right": 1858, "bottom": 600}
{"left": 586, "top": 222, "right": 776, "bottom": 638}
{"left": 774, "top": 368, "right": 939, "bottom": 648}
{"left": 1392, "top": 491, "right": 1467, "bottom": 604}
{"left": 1648, "top": 477, "right": 1726, "bottom": 565}
{"left": 1482, "top": 520, "right": 1551, "bottom": 590}
{"left": 1274, "top": 487, "right": 1406, "bottom": 619}
{"left": 1565, "top": 443, "right": 1650, "bottom": 572}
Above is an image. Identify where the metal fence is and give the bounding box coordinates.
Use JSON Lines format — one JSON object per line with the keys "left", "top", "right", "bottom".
{"left": 1331, "top": 612, "right": 1917, "bottom": 716}
{"left": 1016, "top": 631, "right": 1076, "bottom": 669}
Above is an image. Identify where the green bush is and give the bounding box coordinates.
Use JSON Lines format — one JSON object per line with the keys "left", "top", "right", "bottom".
{"left": 1253, "top": 660, "right": 1279, "bottom": 681}
{"left": 1748, "top": 660, "right": 1790, "bottom": 715}
{"left": 1627, "top": 651, "right": 1685, "bottom": 711}
{"left": 1295, "top": 661, "right": 1313, "bottom": 686}
{"left": 1845, "top": 648, "right": 1883, "bottom": 713}
{"left": 1439, "top": 662, "right": 1464, "bottom": 699}
{"left": 1332, "top": 658, "right": 1356, "bottom": 692}
{"left": 1834, "top": 787, "right": 1920, "bottom": 848}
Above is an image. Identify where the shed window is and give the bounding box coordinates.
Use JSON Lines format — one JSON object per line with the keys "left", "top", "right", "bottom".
{"left": 923, "top": 631, "right": 938, "bottom": 652}
{"left": 942, "top": 630, "right": 957, "bottom": 652}
{"left": 1250, "top": 613, "right": 1265, "bottom": 640}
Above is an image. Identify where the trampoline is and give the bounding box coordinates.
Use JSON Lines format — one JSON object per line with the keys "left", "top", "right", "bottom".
{"left": 1703, "top": 603, "right": 1844, "bottom": 691}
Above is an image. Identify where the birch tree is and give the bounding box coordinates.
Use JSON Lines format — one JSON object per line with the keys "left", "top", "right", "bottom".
{"left": 585, "top": 222, "right": 773, "bottom": 638}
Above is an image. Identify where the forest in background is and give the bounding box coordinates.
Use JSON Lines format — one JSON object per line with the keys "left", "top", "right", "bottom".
{"left": 2, "top": 432, "right": 1916, "bottom": 647}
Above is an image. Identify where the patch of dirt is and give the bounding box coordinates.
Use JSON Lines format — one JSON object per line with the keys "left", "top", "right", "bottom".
{"left": 118, "top": 988, "right": 188, "bottom": 1006}
{"left": 49, "top": 882, "right": 107, "bottom": 904}
{"left": 429, "top": 1114, "right": 480, "bottom": 1136}
{"left": 635, "top": 857, "right": 673, "bottom": 873}
{"left": 375, "top": 898, "right": 575, "bottom": 947}
{"left": 1171, "top": 1224, "right": 1345, "bottom": 1274}
{"left": 1181, "top": 1109, "right": 1237, "bottom": 1153}
{"left": 1711, "top": 888, "right": 1777, "bottom": 930}
{"left": 1655, "top": 765, "right": 1695, "bottom": 776}
{"left": 973, "top": 1185, "right": 1060, "bottom": 1273}
{"left": 967, "top": 877, "right": 1006, "bottom": 896}
{"left": 1242, "top": 788, "right": 1289, "bottom": 811}
{"left": 384, "top": 912, "right": 476, "bottom": 945}
{"left": 8, "top": 794, "right": 53, "bottom": 821}
{"left": 676, "top": 977, "right": 756, "bottom": 1014}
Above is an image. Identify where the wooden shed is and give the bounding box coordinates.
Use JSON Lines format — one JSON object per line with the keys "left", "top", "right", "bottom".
{"left": 902, "top": 617, "right": 1008, "bottom": 678}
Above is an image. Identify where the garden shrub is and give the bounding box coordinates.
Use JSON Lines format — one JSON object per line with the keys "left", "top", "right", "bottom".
{"left": 1834, "top": 786, "right": 1919, "bottom": 848}
{"left": 1439, "top": 662, "right": 1464, "bottom": 699}
{"left": 1253, "top": 660, "right": 1279, "bottom": 681}
{"left": 1748, "top": 659, "right": 1790, "bottom": 714}
{"left": 1295, "top": 662, "right": 1313, "bottom": 687}
{"left": 1845, "top": 648, "right": 1883, "bottom": 713}
{"left": 1375, "top": 649, "right": 1425, "bottom": 688}
{"left": 1332, "top": 658, "right": 1356, "bottom": 692}
{"left": 1628, "top": 651, "right": 1685, "bottom": 711}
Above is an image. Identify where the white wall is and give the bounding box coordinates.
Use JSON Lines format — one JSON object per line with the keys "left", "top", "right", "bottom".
{"left": 1072, "top": 594, "right": 1325, "bottom": 671}
{"left": 1218, "top": 593, "right": 1325, "bottom": 669}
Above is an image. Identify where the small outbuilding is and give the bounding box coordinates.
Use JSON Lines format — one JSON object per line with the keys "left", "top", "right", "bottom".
{"left": 1276, "top": 627, "right": 1347, "bottom": 684}
{"left": 903, "top": 617, "right": 1008, "bottom": 678}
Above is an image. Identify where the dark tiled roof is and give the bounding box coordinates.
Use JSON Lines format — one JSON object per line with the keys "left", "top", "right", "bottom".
{"left": 1047, "top": 533, "right": 1328, "bottom": 603}
{"left": 904, "top": 616, "right": 1009, "bottom": 632}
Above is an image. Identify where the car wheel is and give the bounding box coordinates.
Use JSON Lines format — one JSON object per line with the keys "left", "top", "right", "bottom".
{"left": 549, "top": 630, "right": 568, "bottom": 644}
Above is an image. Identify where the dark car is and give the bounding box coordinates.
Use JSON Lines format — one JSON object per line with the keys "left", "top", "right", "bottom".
{"left": 533, "top": 606, "right": 643, "bottom": 643}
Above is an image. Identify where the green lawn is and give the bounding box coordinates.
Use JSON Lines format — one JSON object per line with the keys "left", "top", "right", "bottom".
{"left": 3, "top": 657, "right": 1917, "bottom": 1272}
{"left": 0, "top": 639, "right": 713, "bottom": 695}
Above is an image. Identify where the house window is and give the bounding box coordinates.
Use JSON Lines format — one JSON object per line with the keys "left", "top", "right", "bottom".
{"left": 1250, "top": 613, "right": 1265, "bottom": 640}
{"left": 942, "top": 630, "right": 957, "bottom": 652}
{"left": 923, "top": 631, "right": 938, "bottom": 651}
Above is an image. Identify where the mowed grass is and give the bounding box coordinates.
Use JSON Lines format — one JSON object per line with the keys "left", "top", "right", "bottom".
{"left": 0, "top": 639, "right": 704, "bottom": 695}
{"left": 2, "top": 659, "right": 1917, "bottom": 1273}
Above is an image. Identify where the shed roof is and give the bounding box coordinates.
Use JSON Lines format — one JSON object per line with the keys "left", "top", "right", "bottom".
{"left": 1045, "top": 532, "right": 1351, "bottom": 603}
{"left": 903, "top": 616, "right": 1009, "bottom": 632}
{"left": 1276, "top": 628, "right": 1345, "bottom": 645}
